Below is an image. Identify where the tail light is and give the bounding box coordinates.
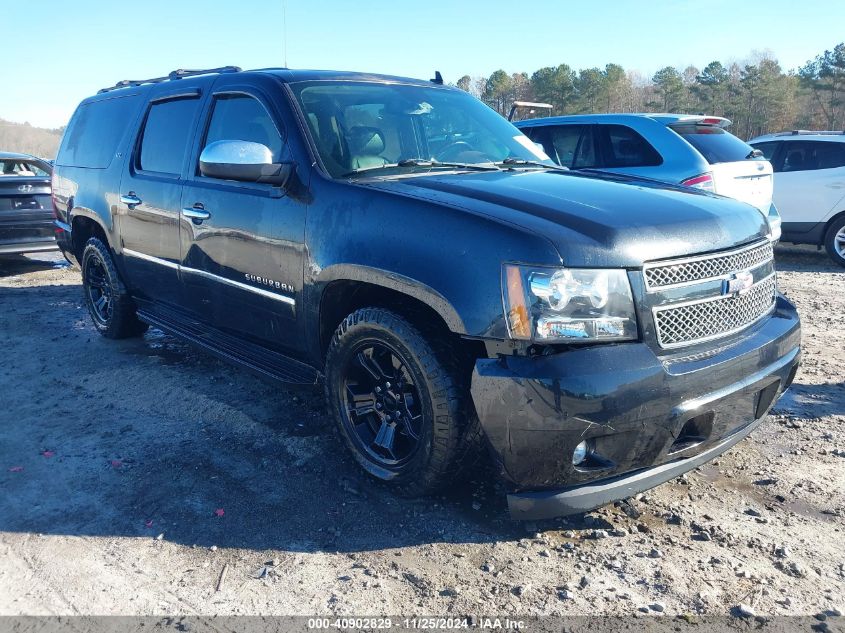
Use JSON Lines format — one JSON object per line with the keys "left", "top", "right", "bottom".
{"left": 50, "top": 173, "right": 67, "bottom": 224}
{"left": 681, "top": 172, "right": 715, "bottom": 192}
{"left": 50, "top": 173, "right": 60, "bottom": 220}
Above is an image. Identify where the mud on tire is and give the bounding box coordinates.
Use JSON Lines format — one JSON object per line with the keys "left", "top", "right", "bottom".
{"left": 324, "top": 307, "right": 479, "bottom": 497}
{"left": 81, "top": 237, "right": 148, "bottom": 339}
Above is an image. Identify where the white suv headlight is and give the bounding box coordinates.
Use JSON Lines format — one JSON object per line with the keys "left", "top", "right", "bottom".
{"left": 766, "top": 203, "right": 782, "bottom": 243}
{"left": 503, "top": 265, "right": 638, "bottom": 343}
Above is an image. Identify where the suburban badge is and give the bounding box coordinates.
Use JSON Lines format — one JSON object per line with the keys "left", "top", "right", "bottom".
{"left": 244, "top": 273, "right": 293, "bottom": 293}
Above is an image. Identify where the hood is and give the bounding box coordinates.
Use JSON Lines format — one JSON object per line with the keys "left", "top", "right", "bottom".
{"left": 360, "top": 170, "right": 769, "bottom": 267}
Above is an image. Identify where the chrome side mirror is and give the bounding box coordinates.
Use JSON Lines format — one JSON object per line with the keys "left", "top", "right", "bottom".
{"left": 199, "top": 140, "right": 293, "bottom": 187}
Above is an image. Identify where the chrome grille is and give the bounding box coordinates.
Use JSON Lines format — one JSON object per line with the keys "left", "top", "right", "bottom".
{"left": 644, "top": 241, "right": 773, "bottom": 289}
{"left": 653, "top": 274, "right": 777, "bottom": 348}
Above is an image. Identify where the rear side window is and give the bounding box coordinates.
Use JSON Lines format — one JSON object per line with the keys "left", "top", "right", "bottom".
{"left": 57, "top": 96, "right": 140, "bottom": 169}
{"left": 671, "top": 125, "right": 757, "bottom": 164}
{"left": 814, "top": 142, "right": 845, "bottom": 169}
{"left": 598, "top": 124, "right": 662, "bottom": 167}
{"left": 780, "top": 141, "right": 845, "bottom": 172}
{"left": 137, "top": 97, "right": 201, "bottom": 175}
{"left": 202, "top": 94, "right": 284, "bottom": 163}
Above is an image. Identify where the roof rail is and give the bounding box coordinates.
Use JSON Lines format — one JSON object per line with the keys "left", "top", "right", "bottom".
{"left": 98, "top": 66, "right": 242, "bottom": 94}
{"left": 775, "top": 129, "right": 845, "bottom": 136}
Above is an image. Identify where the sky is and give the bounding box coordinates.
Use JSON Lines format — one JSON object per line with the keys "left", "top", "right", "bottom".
{"left": 3, "top": 0, "right": 844, "bottom": 128}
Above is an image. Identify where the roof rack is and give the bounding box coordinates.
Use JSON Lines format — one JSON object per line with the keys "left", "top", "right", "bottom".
{"left": 775, "top": 129, "right": 845, "bottom": 136}
{"left": 98, "top": 66, "right": 242, "bottom": 94}
{"left": 508, "top": 101, "right": 553, "bottom": 122}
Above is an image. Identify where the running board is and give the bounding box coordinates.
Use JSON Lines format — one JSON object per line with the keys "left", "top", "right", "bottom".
{"left": 137, "top": 309, "right": 321, "bottom": 386}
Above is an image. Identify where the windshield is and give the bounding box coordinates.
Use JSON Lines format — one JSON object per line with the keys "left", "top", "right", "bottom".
{"left": 670, "top": 125, "right": 761, "bottom": 164}
{"left": 289, "top": 81, "right": 552, "bottom": 178}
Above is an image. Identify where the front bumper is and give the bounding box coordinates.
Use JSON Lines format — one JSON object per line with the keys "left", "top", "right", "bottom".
{"left": 471, "top": 295, "right": 801, "bottom": 520}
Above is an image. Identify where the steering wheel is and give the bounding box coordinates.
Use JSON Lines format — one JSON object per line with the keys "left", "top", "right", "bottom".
{"left": 434, "top": 141, "right": 474, "bottom": 162}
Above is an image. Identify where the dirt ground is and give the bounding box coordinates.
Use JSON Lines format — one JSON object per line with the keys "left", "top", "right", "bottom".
{"left": 0, "top": 245, "right": 842, "bottom": 619}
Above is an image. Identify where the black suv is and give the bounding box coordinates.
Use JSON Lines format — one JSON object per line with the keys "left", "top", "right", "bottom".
{"left": 52, "top": 67, "right": 801, "bottom": 520}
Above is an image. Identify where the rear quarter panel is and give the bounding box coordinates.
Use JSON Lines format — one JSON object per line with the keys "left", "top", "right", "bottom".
{"left": 599, "top": 118, "right": 710, "bottom": 183}
{"left": 52, "top": 89, "right": 149, "bottom": 260}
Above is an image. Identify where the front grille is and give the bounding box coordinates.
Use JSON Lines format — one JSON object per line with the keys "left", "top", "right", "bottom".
{"left": 653, "top": 274, "right": 777, "bottom": 348}
{"left": 644, "top": 240, "right": 773, "bottom": 289}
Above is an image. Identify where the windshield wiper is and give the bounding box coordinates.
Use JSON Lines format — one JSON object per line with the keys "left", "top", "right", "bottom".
{"left": 341, "top": 160, "right": 500, "bottom": 178}
{"left": 396, "top": 159, "right": 500, "bottom": 171}
{"left": 496, "top": 157, "right": 569, "bottom": 171}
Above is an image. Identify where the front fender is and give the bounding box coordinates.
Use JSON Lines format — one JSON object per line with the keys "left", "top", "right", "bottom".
{"left": 300, "top": 177, "right": 563, "bottom": 366}
{"left": 315, "top": 263, "right": 466, "bottom": 333}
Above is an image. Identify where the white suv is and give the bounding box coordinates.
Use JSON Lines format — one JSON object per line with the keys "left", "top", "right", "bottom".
{"left": 749, "top": 131, "right": 845, "bottom": 266}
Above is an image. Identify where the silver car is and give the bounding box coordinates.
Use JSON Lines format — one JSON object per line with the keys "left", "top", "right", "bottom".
{"left": 515, "top": 114, "right": 781, "bottom": 240}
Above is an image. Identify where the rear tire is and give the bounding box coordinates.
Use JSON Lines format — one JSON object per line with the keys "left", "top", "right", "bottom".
{"left": 324, "top": 307, "right": 475, "bottom": 497}
{"left": 81, "top": 237, "right": 148, "bottom": 339}
{"left": 824, "top": 215, "right": 845, "bottom": 268}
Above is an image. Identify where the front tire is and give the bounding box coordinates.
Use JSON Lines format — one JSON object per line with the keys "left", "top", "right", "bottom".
{"left": 824, "top": 215, "right": 845, "bottom": 268}
{"left": 324, "top": 308, "right": 472, "bottom": 497}
{"left": 81, "top": 237, "right": 148, "bottom": 338}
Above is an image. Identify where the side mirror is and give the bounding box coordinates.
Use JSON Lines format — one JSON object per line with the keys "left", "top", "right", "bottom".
{"left": 199, "top": 140, "right": 294, "bottom": 187}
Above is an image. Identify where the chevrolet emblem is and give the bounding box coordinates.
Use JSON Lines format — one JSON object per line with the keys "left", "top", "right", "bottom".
{"left": 722, "top": 270, "right": 754, "bottom": 296}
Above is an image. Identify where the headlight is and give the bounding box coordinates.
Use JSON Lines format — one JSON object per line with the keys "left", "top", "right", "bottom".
{"left": 503, "top": 265, "right": 638, "bottom": 343}
{"left": 766, "top": 203, "right": 782, "bottom": 243}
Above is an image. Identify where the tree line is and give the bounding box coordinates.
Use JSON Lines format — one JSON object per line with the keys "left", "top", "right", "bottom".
{"left": 0, "top": 119, "right": 64, "bottom": 159}
{"left": 456, "top": 42, "right": 845, "bottom": 140}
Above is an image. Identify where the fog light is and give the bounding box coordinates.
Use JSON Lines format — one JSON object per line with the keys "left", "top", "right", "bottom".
{"left": 572, "top": 440, "right": 590, "bottom": 466}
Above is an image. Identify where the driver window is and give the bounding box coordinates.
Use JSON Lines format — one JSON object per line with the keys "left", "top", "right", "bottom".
{"left": 203, "top": 94, "right": 284, "bottom": 164}
{"left": 549, "top": 126, "right": 584, "bottom": 168}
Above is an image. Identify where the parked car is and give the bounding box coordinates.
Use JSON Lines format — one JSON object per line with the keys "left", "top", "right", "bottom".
{"left": 0, "top": 151, "right": 56, "bottom": 255}
{"left": 749, "top": 131, "right": 845, "bottom": 266}
{"left": 515, "top": 114, "right": 782, "bottom": 241}
{"left": 52, "top": 67, "right": 800, "bottom": 520}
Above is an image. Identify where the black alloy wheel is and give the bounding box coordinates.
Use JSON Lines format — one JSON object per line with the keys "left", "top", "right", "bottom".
{"left": 341, "top": 341, "right": 424, "bottom": 467}
{"left": 80, "top": 237, "right": 148, "bottom": 339}
{"left": 324, "top": 307, "right": 479, "bottom": 496}
{"left": 83, "top": 253, "right": 114, "bottom": 327}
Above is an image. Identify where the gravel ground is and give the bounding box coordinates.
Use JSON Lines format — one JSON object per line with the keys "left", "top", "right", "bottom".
{"left": 0, "top": 245, "right": 842, "bottom": 618}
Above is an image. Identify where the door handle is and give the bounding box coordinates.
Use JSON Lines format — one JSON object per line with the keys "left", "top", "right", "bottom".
{"left": 181, "top": 206, "right": 211, "bottom": 223}
{"left": 120, "top": 193, "right": 142, "bottom": 208}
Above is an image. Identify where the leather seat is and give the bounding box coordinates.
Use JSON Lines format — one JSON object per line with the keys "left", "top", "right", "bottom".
{"left": 347, "top": 126, "right": 388, "bottom": 171}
